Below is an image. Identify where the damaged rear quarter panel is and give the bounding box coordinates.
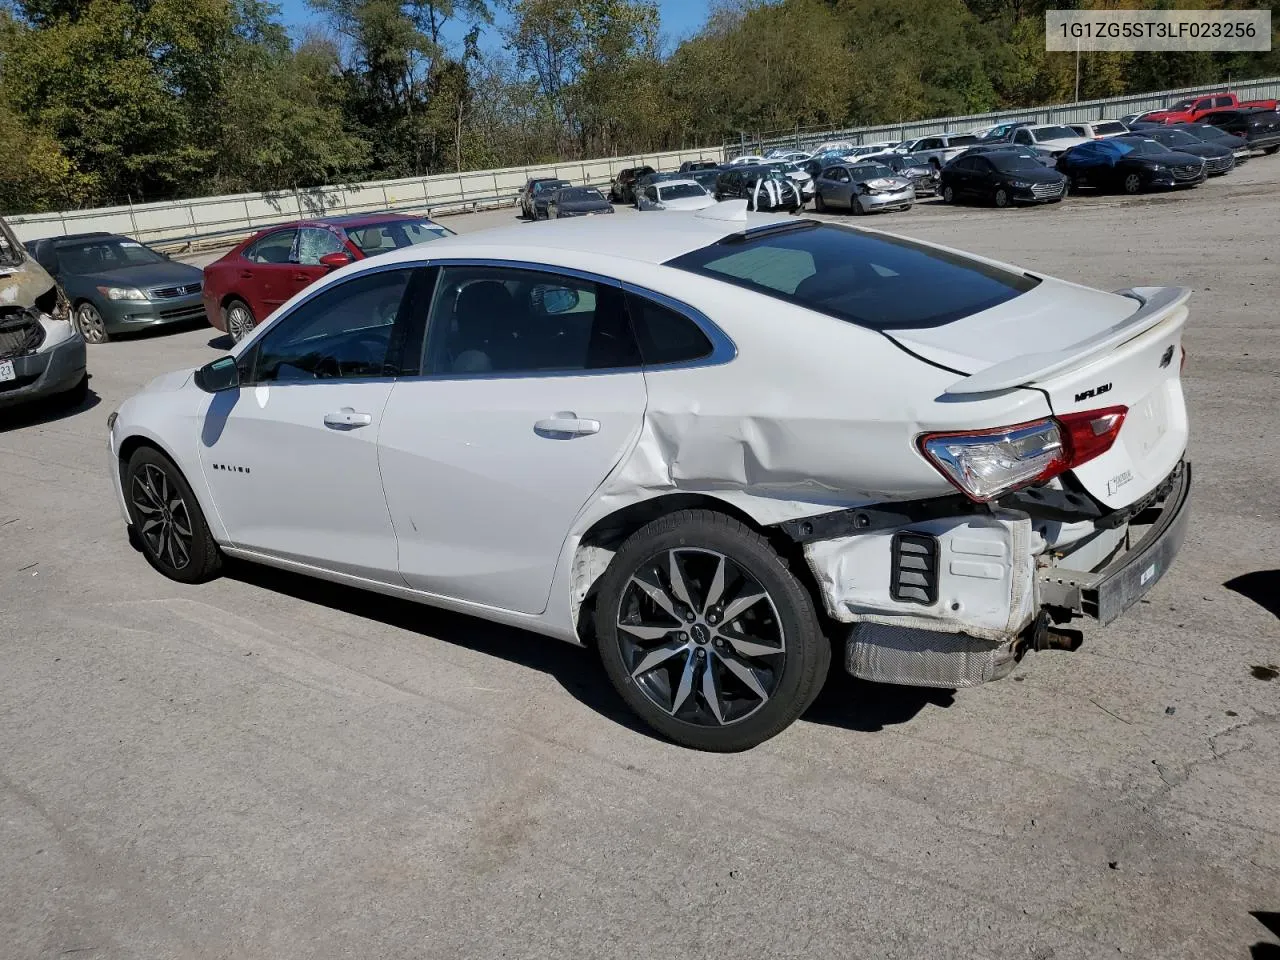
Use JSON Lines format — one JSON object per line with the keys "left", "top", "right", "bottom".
{"left": 565, "top": 267, "right": 1054, "bottom": 634}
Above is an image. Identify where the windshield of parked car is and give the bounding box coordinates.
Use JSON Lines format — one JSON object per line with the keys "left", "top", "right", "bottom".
{"left": 1119, "top": 139, "right": 1168, "bottom": 156}
{"left": 1155, "top": 129, "right": 1200, "bottom": 146}
{"left": 850, "top": 164, "right": 895, "bottom": 180}
{"left": 669, "top": 223, "right": 1038, "bottom": 330}
{"left": 988, "top": 153, "right": 1046, "bottom": 173}
{"left": 344, "top": 219, "right": 451, "bottom": 256}
{"left": 556, "top": 187, "right": 604, "bottom": 202}
{"left": 659, "top": 183, "right": 708, "bottom": 200}
{"left": 1031, "top": 126, "right": 1076, "bottom": 141}
{"left": 54, "top": 237, "right": 166, "bottom": 273}
{"left": 534, "top": 180, "right": 570, "bottom": 194}
{"left": 1185, "top": 124, "right": 1226, "bottom": 138}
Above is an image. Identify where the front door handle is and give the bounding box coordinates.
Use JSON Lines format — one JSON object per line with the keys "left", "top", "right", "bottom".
{"left": 534, "top": 413, "right": 600, "bottom": 438}
{"left": 239, "top": 270, "right": 254, "bottom": 279}
{"left": 324, "top": 408, "right": 373, "bottom": 429}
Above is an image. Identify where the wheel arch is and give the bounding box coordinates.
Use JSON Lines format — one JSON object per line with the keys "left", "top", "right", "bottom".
{"left": 115, "top": 430, "right": 229, "bottom": 543}
{"left": 568, "top": 492, "right": 821, "bottom": 642}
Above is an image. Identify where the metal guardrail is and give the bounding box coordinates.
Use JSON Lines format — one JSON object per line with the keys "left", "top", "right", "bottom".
{"left": 7, "top": 151, "right": 727, "bottom": 249}
{"left": 730, "top": 75, "right": 1280, "bottom": 156}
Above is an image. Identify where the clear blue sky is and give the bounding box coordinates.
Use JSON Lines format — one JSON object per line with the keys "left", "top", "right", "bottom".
{"left": 277, "top": 0, "right": 713, "bottom": 52}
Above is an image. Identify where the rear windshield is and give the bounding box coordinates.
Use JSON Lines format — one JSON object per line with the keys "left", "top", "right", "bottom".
{"left": 1095, "top": 121, "right": 1128, "bottom": 135}
{"left": 667, "top": 222, "right": 1039, "bottom": 330}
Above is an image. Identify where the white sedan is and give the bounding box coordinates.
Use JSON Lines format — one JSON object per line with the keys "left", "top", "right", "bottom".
{"left": 635, "top": 178, "right": 717, "bottom": 212}
{"left": 108, "top": 204, "right": 1192, "bottom": 751}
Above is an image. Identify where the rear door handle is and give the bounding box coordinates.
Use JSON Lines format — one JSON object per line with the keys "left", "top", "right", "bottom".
{"left": 534, "top": 413, "right": 600, "bottom": 437}
{"left": 292, "top": 273, "right": 310, "bottom": 282}
{"left": 324, "top": 408, "right": 373, "bottom": 429}
{"left": 239, "top": 270, "right": 254, "bottom": 279}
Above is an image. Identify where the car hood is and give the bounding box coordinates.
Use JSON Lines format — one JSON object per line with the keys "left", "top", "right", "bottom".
{"left": 996, "top": 166, "right": 1064, "bottom": 183}
{"left": 556, "top": 200, "right": 613, "bottom": 213}
{"left": 1164, "top": 142, "right": 1229, "bottom": 158}
{"left": 859, "top": 176, "right": 912, "bottom": 191}
{"left": 78, "top": 260, "right": 203, "bottom": 290}
{"left": 0, "top": 256, "right": 57, "bottom": 309}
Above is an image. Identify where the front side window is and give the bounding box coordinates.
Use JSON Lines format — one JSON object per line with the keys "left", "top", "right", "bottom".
{"left": 668, "top": 222, "right": 1039, "bottom": 331}
{"left": 422, "top": 265, "right": 639, "bottom": 376}
{"left": 250, "top": 268, "right": 415, "bottom": 383}
{"left": 918, "top": 138, "right": 941, "bottom": 151}
{"left": 1013, "top": 129, "right": 1032, "bottom": 145}
{"left": 294, "top": 227, "right": 346, "bottom": 266}
{"left": 245, "top": 229, "right": 298, "bottom": 265}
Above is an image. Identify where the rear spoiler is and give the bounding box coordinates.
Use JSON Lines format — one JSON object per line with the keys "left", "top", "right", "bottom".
{"left": 944, "top": 286, "right": 1191, "bottom": 396}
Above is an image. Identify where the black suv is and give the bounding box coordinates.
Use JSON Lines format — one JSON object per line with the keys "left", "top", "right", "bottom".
{"left": 608, "top": 166, "right": 656, "bottom": 204}
{"left": 1199, "top": 108, "right": 1280, "bottom": 153}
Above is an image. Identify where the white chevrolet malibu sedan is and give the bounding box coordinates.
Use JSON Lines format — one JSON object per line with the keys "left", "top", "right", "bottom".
{"left": 108, "top": 202, "right": 1191, "bottom": 751}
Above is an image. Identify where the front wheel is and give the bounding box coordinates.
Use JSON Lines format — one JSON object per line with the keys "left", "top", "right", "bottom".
{"left": 596, "top": 510, "right": 830, "bottom": 752}
{"left": 942, "top": 184, "right": 955, "bottom": 204}
{"left": 76, "top": 302, "right": 109, "bottom": 344}
{"left": 994, "top": 187, "right": 1010, "bottom": 208}
{"left": 124, "top": 447, "right": 223, "bottom": 584}
{"left": 814, "top": 191, "right": 826, "bottom": 212}
{"left": 1264, "top": 145, "right": 1279, "bottom": 155}
{"left": 1122, "top": 172, "right": 1143, "bottom": 194}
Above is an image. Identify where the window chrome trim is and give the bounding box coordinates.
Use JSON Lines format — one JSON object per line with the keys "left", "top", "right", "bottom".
{"left": 395, "top": 257, "right": 737, "bottom": 382}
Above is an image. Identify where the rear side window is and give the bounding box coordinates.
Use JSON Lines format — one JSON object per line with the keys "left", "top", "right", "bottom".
{"left": 246, "top": 229, "right": 297, "bottom": 264}
{"left": 667, "top": 223, "right": 1039, "bottom": 331}
{"left": 625, "top": 293, "right": 713, "bottom": 366}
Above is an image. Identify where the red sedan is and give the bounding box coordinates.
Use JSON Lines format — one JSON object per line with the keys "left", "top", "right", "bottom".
{"left": 202, "top": 212, "right": 454, "bottom": 342}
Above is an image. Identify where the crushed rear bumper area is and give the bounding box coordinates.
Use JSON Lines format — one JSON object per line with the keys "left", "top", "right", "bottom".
{"left": 1039, "top": 461, "right": 1191, "bottom": 624}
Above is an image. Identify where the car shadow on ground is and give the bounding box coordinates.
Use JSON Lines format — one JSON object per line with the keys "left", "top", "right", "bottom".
{"left": 804, "top": 669, "right": 954, "bottom": 732}
{"left": 1225, "top": 571, "right": 1280, "bottom": 619}
{"left": 1251, "top": 911, "right": 1280, "bottom": 959}
{"left": 223, "top": 559, "right": 947, "bottom": 743}
{"left": 0, "top": 378, "right": 100, "bottom": 433}
{"left": 207, "top": 334, "right": 234, "bottom": 351}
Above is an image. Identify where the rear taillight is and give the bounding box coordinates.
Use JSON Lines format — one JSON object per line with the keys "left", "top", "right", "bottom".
{"left": 1057, "top": 406, "right": 1127, "bottom": 465}
{"left": 919, "top": 405, "right": 1127, "bottom": 502}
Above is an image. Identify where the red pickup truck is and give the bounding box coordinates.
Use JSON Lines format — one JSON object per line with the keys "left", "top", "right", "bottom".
{"left": 1140, "top": 92, "right": 1278, "bottom": 125}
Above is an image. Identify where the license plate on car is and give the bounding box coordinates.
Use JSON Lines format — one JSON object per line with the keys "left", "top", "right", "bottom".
{"left": 0, "top": 359, "right": 14, "bottom": 383}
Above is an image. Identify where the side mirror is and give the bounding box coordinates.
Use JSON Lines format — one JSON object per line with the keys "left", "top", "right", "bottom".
{"left": 319, "top": 251, "right": 353, "bottom": 270}
{"left": 195, "top": 356, "right": 241, "bottom": 393}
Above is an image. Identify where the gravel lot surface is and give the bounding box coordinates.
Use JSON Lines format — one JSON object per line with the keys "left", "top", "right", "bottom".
{"left": 3, "top": 162, "right": 1278, "bottom": 960}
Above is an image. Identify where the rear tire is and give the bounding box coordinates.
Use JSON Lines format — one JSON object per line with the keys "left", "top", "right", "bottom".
{"left": 225, "top": 299, "right": 255, "bottom": 343}
{"left": 596, "top": 509, "right": 829, "bottom": 752}
{"left": 814, "top": 191, "right": 826, "bottom": 212}
{"left": 124, "top": 446, "right": 222, "bottom": 584}
{"left": 1264, "top": 146, "right": 1279, "bottom": 155}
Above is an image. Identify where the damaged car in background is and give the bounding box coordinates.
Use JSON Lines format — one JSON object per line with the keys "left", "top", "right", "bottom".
{"left": 0, "top": 216, "right": 87, "bottom": 412}
{"left": 107, "top": 208, "right": 1191, "bottom": 752}
{"left": 813, "top": 161, "right": 914, "bottom": 214}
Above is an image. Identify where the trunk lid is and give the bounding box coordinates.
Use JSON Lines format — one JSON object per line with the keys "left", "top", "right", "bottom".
{"left": 890, "top": 281, "right": 1190, "bottom": 509}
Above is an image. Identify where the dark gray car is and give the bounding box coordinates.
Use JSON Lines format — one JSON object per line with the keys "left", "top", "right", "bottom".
{"left": 26, "top": 233, "right": 204, "bottom": 344}
{"left": 547, "top": 187, "right": 615, "bottom": 219}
